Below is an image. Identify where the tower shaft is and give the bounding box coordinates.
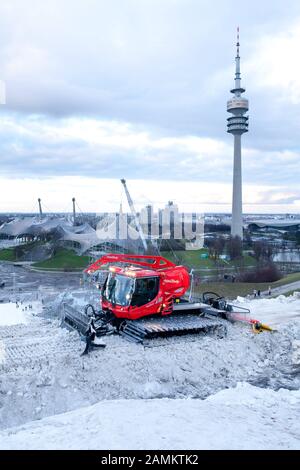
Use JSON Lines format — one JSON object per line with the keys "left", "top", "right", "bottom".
{"left": 231, "top": 135, "right": 243, "bottom": 238}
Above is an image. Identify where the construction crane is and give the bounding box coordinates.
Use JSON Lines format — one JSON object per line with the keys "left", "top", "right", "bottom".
{"left": 120, "top": 179, "right": 148, "bottom": 252}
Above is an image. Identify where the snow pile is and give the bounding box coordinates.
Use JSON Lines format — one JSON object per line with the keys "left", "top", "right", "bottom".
{"left": 235, "top": 293, "right": 300, "bottom": 328}
{"left": 0, "top": 382, "right": 299, "bottom": 450}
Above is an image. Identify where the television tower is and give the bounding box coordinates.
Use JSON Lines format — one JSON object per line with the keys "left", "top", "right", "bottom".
{"left": 227, "top": 27, "right": 249, "bottom": 239}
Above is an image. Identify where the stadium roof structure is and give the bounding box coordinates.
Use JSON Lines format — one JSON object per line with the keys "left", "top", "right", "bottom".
{"left": 0, "top": 215, "right": 143, "bottom": 254}
{"left": 247, "top": 219, "right": 300, "bottom": 230}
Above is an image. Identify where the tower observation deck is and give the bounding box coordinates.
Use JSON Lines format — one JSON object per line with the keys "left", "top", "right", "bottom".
{"left": 227, "top": 27, "right": 249, "bottom": 240}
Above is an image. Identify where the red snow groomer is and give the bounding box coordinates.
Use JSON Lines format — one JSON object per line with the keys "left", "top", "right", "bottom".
{"left": 87, "top": 253, "right": 190, "bottom": 320}
{"left": 63, "top": 253, "right": 272, "bottom": 344}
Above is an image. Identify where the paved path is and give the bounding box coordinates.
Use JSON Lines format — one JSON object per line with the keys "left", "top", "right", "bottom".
{"left": 261, "top": 281, "right": 300, "bottom": 297}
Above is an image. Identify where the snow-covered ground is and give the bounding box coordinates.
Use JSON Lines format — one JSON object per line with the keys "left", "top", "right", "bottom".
{"left": 0, "top": 382, "right": 299, "bottom": 450}
{"left": 0, "top": 302, "right": 28, "bottom": 326}
{"left": 0, "top": 292, "right": 299, "bottom": 449}
{"left": 236, "top": 293, "right": 300, "bottom": 328}
{"left": 0, "top": 300, "right": 42, "bottom": 326}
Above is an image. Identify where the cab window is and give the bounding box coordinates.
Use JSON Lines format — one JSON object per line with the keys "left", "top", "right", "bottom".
{"left": 131, "top": 277, "right": 159, "bottom": 307}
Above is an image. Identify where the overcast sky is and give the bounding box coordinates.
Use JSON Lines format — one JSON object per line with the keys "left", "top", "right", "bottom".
{"left": 0, "top": 0, "right": 300, "bottom": 213}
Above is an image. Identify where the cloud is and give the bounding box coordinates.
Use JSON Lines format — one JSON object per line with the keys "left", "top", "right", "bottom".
{"left": 0, "top": 1, "right": 298, "bottom": 128}
{"left": 0, "top": 113, "right": 299, "bottom": 190}
{"left": 0, "top": 1, "right": 300, "bottom": 212}
{"left": 0, "top": 114, "right": 231, "bottom": 179}
{"left": 0, "top": 176, "right": 299, "bottom": 214}
{"left": 247, "top": 19, "right": 300, "bottom": 104}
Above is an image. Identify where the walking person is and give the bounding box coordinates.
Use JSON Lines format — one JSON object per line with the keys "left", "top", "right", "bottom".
{"left": 253, "top": 289, "right": 257, "bottom": 298}
{"left": 268, "top": 285, "right": 272, "bottom": 296}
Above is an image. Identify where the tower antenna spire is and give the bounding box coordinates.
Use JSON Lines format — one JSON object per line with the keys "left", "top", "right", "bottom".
{"left": 234, "top": 26, "right": 241, "bottom": 90}
{"left": 236, "top": 26, "right": 240, "bottom": 57}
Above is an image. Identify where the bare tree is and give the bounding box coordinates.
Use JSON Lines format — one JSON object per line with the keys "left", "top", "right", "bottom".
{"left": 253, "top": 241, "right": 274, "bottom": 262}
{"left": 206, "top": 236, "right": 226, "bottom": 260}
{"left": 226, "top": 236, "right": 242, "bottom": 260}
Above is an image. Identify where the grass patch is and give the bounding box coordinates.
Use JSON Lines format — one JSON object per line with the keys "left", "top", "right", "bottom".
{"left": 160, "top": 249, "right": 256, "bottom": 270}
{"left": 33, "top": 248, "right": 90, "bottom": 271}
{"left": 0, "top": 242, "right": 44, "bottom": 262}
{"left": 0, "top": 248, "right": 16, "bottom": 261}
{"left": 234, "top": 254, "right": 256, "bottom": 268}
{"left": 273, "top": 272, "right": 300, "bottom": 286}
{"left": 160, "top": 249, "right": 216, "bottom": 268}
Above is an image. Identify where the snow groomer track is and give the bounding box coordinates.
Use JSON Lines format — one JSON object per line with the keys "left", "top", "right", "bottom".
{"left": 0, "top": 319, "right": 80, "bottom": 367}
{"left": 120, "top": 314, "right": 227, "bottom": 342}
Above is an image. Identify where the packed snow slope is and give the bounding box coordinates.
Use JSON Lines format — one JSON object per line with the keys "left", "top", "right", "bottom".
{"left": 1, "top": 382, "right": 299, "bottom": 450}
{"left": 0, "top": 302, "right": 32, "bottom": 326}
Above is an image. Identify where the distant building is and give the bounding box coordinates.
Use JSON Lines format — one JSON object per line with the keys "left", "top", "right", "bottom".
{"left": 248, "top": 219, "right": 300, "bottom": 232}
